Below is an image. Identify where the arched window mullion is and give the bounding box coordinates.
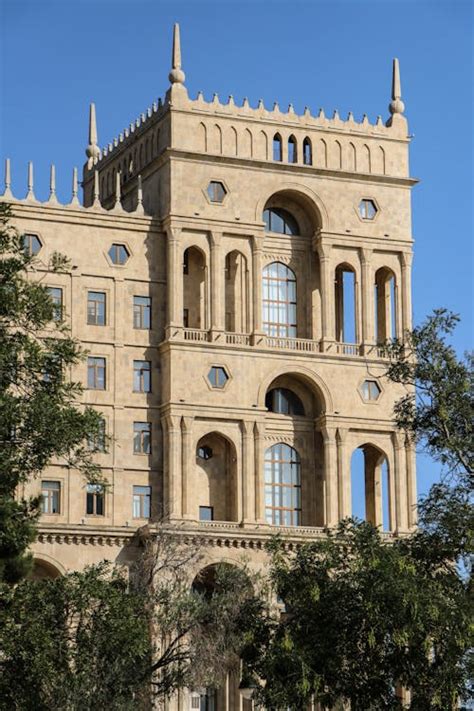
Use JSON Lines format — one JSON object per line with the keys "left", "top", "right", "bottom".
{"left": 265, "top": 443, "right": 301, "bottom": 526}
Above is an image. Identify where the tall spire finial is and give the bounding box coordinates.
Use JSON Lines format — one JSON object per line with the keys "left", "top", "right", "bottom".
{"left": 389, "top": 58, "right": 405, "bottom": 116}
{"left": 3, "top": 159, "right": 13, "bottom": 199}
{"left": 86, "top": 103, "right": 101, "bottom": 166}
{"left": 169, "top": 23, "right": 185, "bottom": 85}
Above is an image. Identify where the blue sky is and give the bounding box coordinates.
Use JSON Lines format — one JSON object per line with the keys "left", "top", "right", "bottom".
{"left": 1, "top": 0, "right": 472, "bottom": 501}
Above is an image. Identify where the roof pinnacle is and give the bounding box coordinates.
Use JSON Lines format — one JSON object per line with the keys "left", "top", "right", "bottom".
{"left": 86, "top": 103, "right": 101, "bottom": 166}
{"left": 169, "top": 23, "right": 185, "bottom": 85}
{"left": 389, "top": 58, "right": 405, "bottom": 116}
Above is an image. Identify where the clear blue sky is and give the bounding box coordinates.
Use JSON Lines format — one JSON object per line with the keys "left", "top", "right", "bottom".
{"left": 1, "top": 0, "right": 472, "bottom": 501}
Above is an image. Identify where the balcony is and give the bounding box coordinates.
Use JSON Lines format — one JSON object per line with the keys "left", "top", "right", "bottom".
{"left": 170, "top": 327, "right": 389, "bottom": 360}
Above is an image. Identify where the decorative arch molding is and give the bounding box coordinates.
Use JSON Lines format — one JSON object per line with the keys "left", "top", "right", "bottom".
{"left": 32, "top": 552, "right": 67, "bottom": 577}
{"left": 257, "top": 364, "right": 333, "bottom": 413}
{"left": 193, "top": 428, "right": 239, "bottom": 457}
{"left": 254, "top": 182, "right": 330, "bottom": 231}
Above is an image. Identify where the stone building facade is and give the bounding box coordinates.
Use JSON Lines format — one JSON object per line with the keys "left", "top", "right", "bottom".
{"left": 3, "top": 24, "right": 417, "bottom": 709}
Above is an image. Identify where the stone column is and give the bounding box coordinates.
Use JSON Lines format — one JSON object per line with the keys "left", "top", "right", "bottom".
{"left": 251, "top": 236, "right": 264, "bottom": 343}
{"left": 166, "top": 227, "right": 183, "bottom": 338}
{"left": 209, "top": 230, "right": 224, "bottom": 338}
{"left": 336, "top": 428, "right": 351, "bottom": 519}
{"left": 241, "top": 420, "right": 255, "bottom": 523}
{"left": 254, "top": 421, "right": 266, "bottom": 522}
{"left": 181, "top": 416, "right": 194, "bottom": 519}
{"left": 317, "top": 243, "right": 334, "bottom": 351}
{"left": 392, "top": 431, "right": 408, "bottom": 532}
{"left": 400, "top": 251, "right": 413, "bottom": 338}
{"left": 162, "top": 414, "right": 182, "bottom": 520}
{"left": 321, "top": 426, "right": 338, "bottom": 526}
{"left": 405, "top": 437, "right": 417, "bottom": 528}
{"left": 360, "top": 248, "right": 374, "bottom": 353}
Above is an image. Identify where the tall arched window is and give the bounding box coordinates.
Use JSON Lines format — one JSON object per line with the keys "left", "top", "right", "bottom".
{"left": 265, "top": 443, "right": 301, "bottom": 526}
{"left": 263, "top": 208, "right": 299, "bottom": 235}
{"left": 303, "top": 137, "right": 312, "bottom": 165}
{"left": 262, "top": 262, "right": 297, "bottom": 337}
{"left": 375, "top": 267, "right": 397, "bottom": 342}
{"left": 273, "top": 133, "right": 282, "bottom": 161}
{"left": 288, "top": 135, "right": 297, "bottom": 163}
{"left": 265, "top": 388, "right": 305, "bottom": 416}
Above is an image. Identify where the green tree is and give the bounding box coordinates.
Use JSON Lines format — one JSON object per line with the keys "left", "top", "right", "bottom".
{"left": 0, "top": 527, "right": 262, "bottom": 709}
{"left": 0, "top": 203, "right": 105, "bottom": 582}
{"left": 242, "top": 311, "right": 473, "bottom": 709}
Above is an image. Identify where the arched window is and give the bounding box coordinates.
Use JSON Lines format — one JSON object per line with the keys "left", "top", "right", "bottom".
{"left": 183, "top": 247, "right": 206, "bottom": 329}
{"left": 262, "top": 262, "right": 297, "bottom": 337}
{"left": 265, "top": 388, "right": 305, "bottom": 416}
{"left": 335, "top": 264, "right": 357, "bottom": 343}
{"left": 265, "top": 443, "right": 301, "bottom": 526}
{"left": 303, "top": 137, "right": 312, "bottom": 165}
{"left": 288, "top": 135, "right": 297, "bottom": 163}
{"left": 351, "top": 445, "right": 391, "bottom": 531}
{"left": 375, "top": 267, "right": 397, "bottom": 342}
{"left": 263, "top": 208, "right": 299, "bottom": 235}
{"left": 273, "top": 133, "right": 282, "bottom": 161}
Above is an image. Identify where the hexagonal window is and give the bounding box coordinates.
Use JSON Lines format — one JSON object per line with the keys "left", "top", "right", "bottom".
{"left": 359, "top": 199, "right": 378, "bottom": 220}
{"left": 361, "top": 379, "right": 381, "bottom": 401}
{"left": 207, "top": 366, "right": 229, "bottom": 389}
{"left": 108, "top": 243, "right": 130, "bottom": 265}
{"left": 22, "top": 233, "right": 42, "bottom": 256}
{"left": 197, "top": 445, "right": 213, "bottom": 460}
{"left": 207, "top": 181, "right": 227, "bottom": 203}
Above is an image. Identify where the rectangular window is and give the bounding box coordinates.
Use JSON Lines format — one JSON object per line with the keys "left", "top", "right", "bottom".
{"left": 183, "top": 309, "right": 189, "bottom": 328}
{"left": 133, "top": 296, "right": 151, "bottom": 329}
{"left": 133, "top": 422, "right": 151, "bottom": 454}
{"left": 41, "top": 481, "right": 60, "bottom": 514}
{"left": 133, "top": 360, "right": 151, "bottom": 393}
{"left": 87, "top": 357, "right": 106, "bottom": 390}
{"left": 87, "top": 291, "right": 106, "bottom": 326}
{"left": 133, "top": 486, "right": 151, "bottom": 518}
{"left": 199, "top": 506, "right": 214, "bottom": 521}
{"left": 87, "top": 418, "right": 106, "bottom": 452}
{"left": 47, "top": 287, "right": 63, "bottom": 321}
{"left": 86, "top": 484, "right": 104, "bottom": 516}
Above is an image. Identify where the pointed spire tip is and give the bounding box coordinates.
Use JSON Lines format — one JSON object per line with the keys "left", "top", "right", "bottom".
{"left": 169, "top": 23, "right": 185, "bottom": 85}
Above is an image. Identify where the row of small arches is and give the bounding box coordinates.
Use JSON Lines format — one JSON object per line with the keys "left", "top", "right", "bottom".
{"left": 100, "top": 126, "right": 162, "bottom": 198}
{"left": 199, "top": 122, "right": 387, "bottom": 174}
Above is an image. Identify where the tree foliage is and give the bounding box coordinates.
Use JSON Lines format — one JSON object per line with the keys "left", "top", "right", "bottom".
{"left": 0, "top": 202, "right": 105, "bottom": 582}
{"left": 241, "top": 311, "right": 473, "bottom": 709}
{"left": 0, "top": 526, "right": 262, "bottom": 709}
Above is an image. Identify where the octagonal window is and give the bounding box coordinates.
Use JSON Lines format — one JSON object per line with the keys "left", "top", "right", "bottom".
{"left": 361, "top": 379, "right": 381, "bottom": 401}
{"left": 108, "top": 243, "right": 130, "bottom": 265}
{"left": 22, "top": 233, "right": 42, "bottom": 256}
{"left": 207, "top": 181, "right": 227, "bottom": 203}
{"left": 359, "top": 199, "right": 377, "bottom": 220}
{"left": 207, "top": 366, "right": 229, "bottom": 389}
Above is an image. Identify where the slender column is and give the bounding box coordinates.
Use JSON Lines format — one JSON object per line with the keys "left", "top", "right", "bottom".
{"left": 336, "top": 428, "right": 351, "bottom": 519}
{"left": 241, "top": 420, "right": 255, "bottom": 523}
{"left": 210, "top": 231, "right": 224, "bottom": 336}
{"left": 166, "top": 227, "right": 183, "bottom": 336}
{"left": 405, "top": 437, "right": 417, "bottom": 528}
{"left": 317, "top": 243, "right": 334, "bottom": 350}
{"left": 162, "top": 414, "right": 182, "bottom": 520}
{"left": 400, "top": 252, "right": 413, "bottom": 338}
{"left": 360, "top": 248, "right": 374, "bottom": 352}
{"left": 251, "top": 236, "right": 264, "bottom": 339}
{"left": 392, "top": 432, "right": 408, "bottom": 532}
{"left": 181, "top": 416, "right": 194, "bottom": 519}
{"left": 254, "top": 421, "right": 266, "bottom": 522}
{"left": 321, "top": 426, "right": 338, "bottom": 526}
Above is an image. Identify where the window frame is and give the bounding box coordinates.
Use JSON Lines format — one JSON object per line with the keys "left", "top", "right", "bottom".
{"left": 199, "top": 506, "right": 214, "bottom": 521}
{"left": 22, "top": 233, "right": 42, "bottom": 256}
{"left": 87, "top": 291, "right": 106, "bottom": 326}
{"left": 133, "top": 485, "right": 151, "bottom": 519}
{"left": 87, "top": 356, "right": 106, "bottom": 390}
{"left": 262, "top": 262, "right": 297, "bottom": 338}
{"left": 133, "top": 360, "right": 151, "bottom": 393}
{"left": 41, "top": 480, "right": 61, "bottom": 515}
{"left": 46, "top": 287, "right": 63, "bottom": 321}
{"left": 133, "top": 296, "right": 151, "bottom": 330}
{"left": 264, "top": 443, "right": 302, "bottom": 527}
{"left": 86, "top": 484, "right": 105, "bottom": 516}
{"left": 263, "top": 207, "right": 300, "bottom": 236}
{"left": 133, "top": 421, "right": 152, "bottom": 454}
{"left": 108, "top": 243, "right": 130, "bottom": 265}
